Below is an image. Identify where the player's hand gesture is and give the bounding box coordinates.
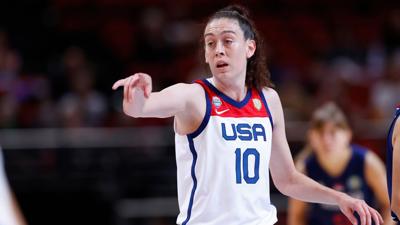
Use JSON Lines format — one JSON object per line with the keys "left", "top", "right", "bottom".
{"left": 338, "top": 193, "right": 383, "bottom": 225}
{"left": 112, "top": 73, "right": 152, "bottom": 102}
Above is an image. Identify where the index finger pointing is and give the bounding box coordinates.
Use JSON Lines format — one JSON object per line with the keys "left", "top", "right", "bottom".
{"left": 112, "top": 79, "right": 125, "bottom": 90}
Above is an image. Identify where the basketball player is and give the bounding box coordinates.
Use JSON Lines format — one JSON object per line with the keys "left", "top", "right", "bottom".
{"left": 288, "top": 103, "right": 393, "bottom": 225}
{"left": 387, "top": 105, "right": 400, "bottom": 224}
{"left": 0, "top": 147, "right": 27, "bottom": 225}
{"left": 113, "top": 5, "right": 383, "bottom": 225}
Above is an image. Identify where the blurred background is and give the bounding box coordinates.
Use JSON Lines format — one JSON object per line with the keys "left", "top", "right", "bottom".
{"left": 0, "top": 0, "right": 399, "bottom": 224}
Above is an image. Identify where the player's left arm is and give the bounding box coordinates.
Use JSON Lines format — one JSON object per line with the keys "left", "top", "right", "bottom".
{"left": 392, "top": 118, "right": 400, "bottom": 219}
{"left": 364, "top": 150, "right": 395, "bottom": 225}
{"left": 264, "top": 88, "right": 383, "bottom": 225}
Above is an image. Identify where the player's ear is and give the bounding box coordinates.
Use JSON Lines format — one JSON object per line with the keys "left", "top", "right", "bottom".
{"left": 246, "top": 39, "right": 256, "bottom": 59}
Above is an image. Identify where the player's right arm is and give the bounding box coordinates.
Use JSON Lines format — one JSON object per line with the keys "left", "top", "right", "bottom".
{"left": 112, "top": 73, "right": 205, "bottom": 135}
{"left": 392, "top": 118, "right": 400, "bottom": 219}
{"left": 112, "top": 73, "right": 189, "bottom": 118}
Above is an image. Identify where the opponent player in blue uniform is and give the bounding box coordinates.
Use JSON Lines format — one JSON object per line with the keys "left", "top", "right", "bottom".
{"left": 288, "top": 103, "right": 393, "bottom": 225}
{"left": 113, "top": 5, "right": 383, "bottom": 225}
{"left": 387, "top": 105, "right": 400, "bottom": 224}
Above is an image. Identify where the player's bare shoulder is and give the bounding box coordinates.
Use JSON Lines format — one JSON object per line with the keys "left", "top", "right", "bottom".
{"left": 174, "top": 82, "right": 205, "bottom": 108}
{"left": 174, "top": 82, "right": 206, "bottom": 135}
{"left": 261, "top": 87, "right": 282, "bottom": 119}
{"left": 261, "top": 87, "right": 280, "bottom": 104}
{"left": 181, "top": 82, "right": 205, "bottom": 95}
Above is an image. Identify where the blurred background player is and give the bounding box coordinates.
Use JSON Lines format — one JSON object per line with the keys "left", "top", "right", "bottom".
{"left": 288, "top": 102, "right": 393, "bottom": 225}
{"left": 387, "top": 105, "right": 400, "bottom": 224}
{"left": 0, "top": 146, "right": 27, "bottom": 225}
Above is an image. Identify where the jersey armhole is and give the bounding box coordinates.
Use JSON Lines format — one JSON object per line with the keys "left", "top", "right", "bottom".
{"left": 259, "top": 89, "right": 274, "bottom": 130}
{"left": 187, "top": 82, "right": 211, "bottom": 139}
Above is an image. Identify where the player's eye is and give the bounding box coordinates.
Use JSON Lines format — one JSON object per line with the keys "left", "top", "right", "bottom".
{"left": 224, "top": 39, "right": 233, "bottom": 44}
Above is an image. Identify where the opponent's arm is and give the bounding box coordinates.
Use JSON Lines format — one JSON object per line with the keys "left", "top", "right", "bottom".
{"left": 287, "top": 162, "right": 308, "bottom": 225}
{"left": 264, "top": 88, "right": 383, "bottom": 225}
{"left": 364, "top": 151, "right": 395, "bottom": 225}
{"left": 288, "top": 194, "right": 308, "bottom": 225}
{"left": 392, "top": 118, "right": 400, "bottom": 219}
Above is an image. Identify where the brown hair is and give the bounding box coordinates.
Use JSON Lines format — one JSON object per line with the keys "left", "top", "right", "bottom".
{"left": 204, "top": 5, "right": 273, "bottom": 90}
{"left": 310, "top": 102, "right": 350, "bottom": 131}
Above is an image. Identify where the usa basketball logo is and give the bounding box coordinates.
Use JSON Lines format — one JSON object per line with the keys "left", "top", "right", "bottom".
{"left": 212, "top": 96, "right": 222, "bottom": 108}
{"left": 253, "top": 99, "right": 262, "bottom": 111}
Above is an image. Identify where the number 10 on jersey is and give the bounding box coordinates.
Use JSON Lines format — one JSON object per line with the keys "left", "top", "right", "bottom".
{"left": 235, "top": 148, "right": 260, "bottom": 184}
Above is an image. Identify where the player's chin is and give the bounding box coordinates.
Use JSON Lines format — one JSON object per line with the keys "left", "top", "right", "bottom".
{"left": 212, "top": 69, "right": 232, "bottom": 78}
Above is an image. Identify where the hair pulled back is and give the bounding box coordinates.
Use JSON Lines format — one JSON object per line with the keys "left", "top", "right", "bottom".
{"left": 205, "top": 5, "right": 273, "bottom": 90}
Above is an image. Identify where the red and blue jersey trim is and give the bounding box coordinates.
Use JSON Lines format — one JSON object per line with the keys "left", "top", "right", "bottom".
{"left": 195, "top": 79, "right": 273, "bottom": 124}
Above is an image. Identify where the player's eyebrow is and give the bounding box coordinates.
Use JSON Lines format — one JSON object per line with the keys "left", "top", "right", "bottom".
{"left": 204, "top": 30, "right": 236, "bottom": 38}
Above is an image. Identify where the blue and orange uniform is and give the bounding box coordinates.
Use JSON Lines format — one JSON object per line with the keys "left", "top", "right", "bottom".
{"left": 387, "top": 105, "right": 400, "bottom": 224}
{"left": 305, "top": 145, "right": 375, "bottom": 225}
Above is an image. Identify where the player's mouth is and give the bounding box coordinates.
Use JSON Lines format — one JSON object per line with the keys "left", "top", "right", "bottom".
{"left": 216, "top": 61, "right": 229, "bottom": 69}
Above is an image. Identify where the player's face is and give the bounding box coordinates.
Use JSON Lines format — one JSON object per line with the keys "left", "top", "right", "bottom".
{"left": 204, "top": 18, "right": 255, "bottom": 80}
{"left": 309, "top": 122, "right": 351, "bottom": 154}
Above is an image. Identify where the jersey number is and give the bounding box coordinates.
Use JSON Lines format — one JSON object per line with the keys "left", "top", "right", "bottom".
{"left": 235, "top": 148, "right": 260, "bottom": 184}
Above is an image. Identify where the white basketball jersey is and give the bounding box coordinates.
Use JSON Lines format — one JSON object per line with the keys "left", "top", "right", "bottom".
{"left": 175, "top": 79, "right": 277, "bottom": 225}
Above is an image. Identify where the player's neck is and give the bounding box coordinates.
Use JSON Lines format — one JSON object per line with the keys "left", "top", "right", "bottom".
{"left": 211, "top": 77, "right": 247, "bottom": 102}
{"left": 316, "top": 147, "right": 352, "bottom": 177}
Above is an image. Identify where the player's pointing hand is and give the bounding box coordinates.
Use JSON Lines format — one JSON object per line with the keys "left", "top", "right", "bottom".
{"left": 112, "top": 73, "right": 152, "bottom": 101}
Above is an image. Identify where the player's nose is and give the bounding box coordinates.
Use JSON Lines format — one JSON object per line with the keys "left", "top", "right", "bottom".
{"left": 215, "top": 41, "right": 225, "bottom": 56}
